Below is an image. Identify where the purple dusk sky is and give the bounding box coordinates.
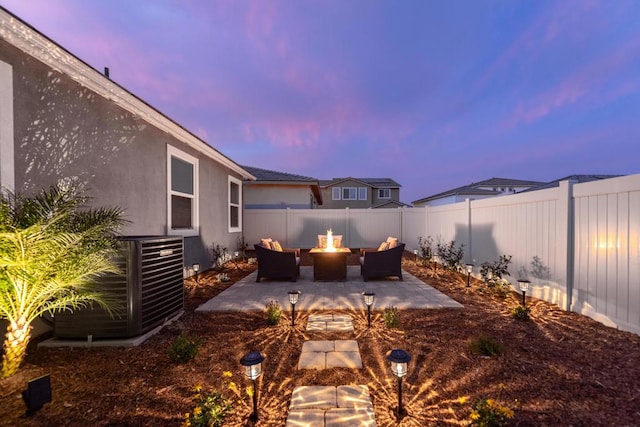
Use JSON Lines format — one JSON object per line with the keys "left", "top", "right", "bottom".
{"left": 3, "top": 0, "right": 639, "bottom": 203}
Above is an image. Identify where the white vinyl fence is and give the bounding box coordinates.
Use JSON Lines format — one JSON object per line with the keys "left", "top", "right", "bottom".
{"left": 244, "top": 174, "right": 640, "bottom": 335}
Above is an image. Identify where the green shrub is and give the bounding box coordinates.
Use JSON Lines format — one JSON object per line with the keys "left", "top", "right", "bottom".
{"left": 468, "top": 336, "right": 503, "bottom": 356}
{"left": 470, "top": 397, "right": 514, "bottom": 426}
{"left": 383, "top": 306, "right": 400, "bottom": 328}
{"left": 480, "top": 255, "right": 512, "bottom": 285}
{"left": 512, "top": 305, "right": 531, "bottom": 321}
{"left": 182, "top": 383, "right": 233, "bottom": 427}
{"left": 265, "top": 300, "right": 282, "bottom": 325}
{"left": 417, "top": 235, "right": 434, "bottom": 265}
{"left": 169, "top": 334, "right": 203, "bottom": 363}
{"left": 436, "top": 238, "right": 465, "bottom": 271}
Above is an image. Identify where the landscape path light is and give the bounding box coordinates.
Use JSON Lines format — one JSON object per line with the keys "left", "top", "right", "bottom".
{"left": 362, "top": 291, "right": 375, "bottom": 327}
{"left": 432, "top": 255, "right": 439, "bottom": 274}
{"left": 518, "top": 279, "right": 530, "bottom": 306}
{"left": 386, "top": 348, "right": 411, "bottom": 420}
{"left": 466, "top": 263, "right": 474, "bottom": 287}
{"left": 240, "top": 351, "right": 265, "bottom": 422}
{"left": 413, "top": 249, "right": 418, "bottom": 264}
{"left": 288, "top": 290, "right": 301, "bottom": 327}
{"left": 192, "top": 263, "right": 200, "bottom": 283}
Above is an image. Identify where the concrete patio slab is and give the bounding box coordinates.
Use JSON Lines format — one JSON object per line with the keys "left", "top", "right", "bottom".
{"left": 196, "top": 266, "right": 463, "bottom": 312}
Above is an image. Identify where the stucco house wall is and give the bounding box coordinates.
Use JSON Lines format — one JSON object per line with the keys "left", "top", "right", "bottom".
{"left": 0, "top": 10, "right": 252, "bottom": 273}
{"left": 244, "top": 184, "right": 312, "bottom": 209}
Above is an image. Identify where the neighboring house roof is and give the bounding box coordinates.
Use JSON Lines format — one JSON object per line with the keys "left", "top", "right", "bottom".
{"left": 0, "top": 6, "right": 254, "bottom": 180}
{"left": 523, "top": 174, "right": 624, "bottom": 192}
{"left": 242, "top": 166, "right": 323, "bottom": 205}
{"left": 319, "top": 177, "right": 401, "bottom": 188}
{"left": 412, "top": 177, "right": 543, "bottom": 205}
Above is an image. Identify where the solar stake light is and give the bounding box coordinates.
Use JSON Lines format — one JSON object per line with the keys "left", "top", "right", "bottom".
{"left": 362, "top": 291, "right": 375, "bottom": 327}
{"left": 432, "top": 255, "right": 440, "bottom": 274}
{"left": 288, "top": 290, "right": 301, "bottom": 327}
{"left": 518, "top": 279, "right": 530, "bottom": 306}
{"left": 240, "top": 351, "right": 265, "bottom": 421}
{"left": 386, "top": 349, "right": 411, "bottom": 420}
{"left": 413, "top": 249, "right": 418, "bottom": 264}
{"left": 192, "top": 263, "right": 200, "bottom": 283}
{"left": 466, "top": 263, "right": 474, "bottom": 287}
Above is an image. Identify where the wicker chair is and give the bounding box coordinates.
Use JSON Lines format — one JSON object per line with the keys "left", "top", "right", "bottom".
{"left": 360, "top": 243, "right": 405, "bottom": 281}
{"left": 254, "top": 244, "right": 300, "bottom": 282}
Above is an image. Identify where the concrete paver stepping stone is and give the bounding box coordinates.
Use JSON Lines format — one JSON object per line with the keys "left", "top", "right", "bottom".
{"left": 299, "top": 339, "right": 362, "bottom": 370}
{"left": 326, "top": 351, "right": 362, "bottom": 369}
{"left": 287, "top": 386, "right": 377, "bottom": 427}
{"left": 297, "top": 351, "right": 326, "bottom": 370}
{"left": 325, "top": 407, "right": 377, "bottom": 427}
{"left": 290, "top": 386, "right": 337, "bottom": 410}
{"left": 285, "top": 410, "right": 326, "bottom": 426}
{"left": 306, "top": 313, "right": 354, "bottom": 332}
{"left": 337, "top": 385, "right": 373, "bottom": 408}
{"left": 301, "top": 340, "right": 335, "bottom": 352}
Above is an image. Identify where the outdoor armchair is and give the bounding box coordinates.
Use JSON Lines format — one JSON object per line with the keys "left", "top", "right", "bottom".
{"left": 254, "top": 243, "right": 301, "bottom": 282}
{"left": 360, "top": 243, "right": 405, "bottom": 281}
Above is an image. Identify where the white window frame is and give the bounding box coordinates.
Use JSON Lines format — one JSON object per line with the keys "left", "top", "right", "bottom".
{"left": 228, "top": 175, "right": 242, "bottom": 233}
{"left": 358, "top": 187, "right": 367, "bottom": 200}
{"left": 332, "top": 187, "right": 341, "bottom": 200}
{"left": 167, "top": 145, "right": 199, "bottom": 237}
{"left": 378, "top": 188, "right": 391, "bottom": 199}
{"left": 342, "top": 187, "right": 357, "bottom": 200}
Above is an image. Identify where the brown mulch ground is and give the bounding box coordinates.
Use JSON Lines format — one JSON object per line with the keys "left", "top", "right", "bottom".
{"left": 2, "top": 250, "right": 640, "bottom": 426}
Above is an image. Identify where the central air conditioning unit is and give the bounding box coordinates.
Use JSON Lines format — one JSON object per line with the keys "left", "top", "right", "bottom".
{"left": 54, "top": 236, "right": 184, "bottom": 339}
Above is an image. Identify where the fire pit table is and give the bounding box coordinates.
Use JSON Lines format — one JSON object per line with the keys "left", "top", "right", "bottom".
{"left": 309, "top": 247, "right": 351, "bottom": 281}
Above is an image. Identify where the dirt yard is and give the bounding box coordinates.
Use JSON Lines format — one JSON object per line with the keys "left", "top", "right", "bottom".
{"left": 1, "top": 251, "right": 639, "bottom": 426}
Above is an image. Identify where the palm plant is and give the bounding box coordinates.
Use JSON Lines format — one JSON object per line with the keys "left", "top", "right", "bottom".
{"left": 0, "top": 183, "right": 126, "bottom": 378}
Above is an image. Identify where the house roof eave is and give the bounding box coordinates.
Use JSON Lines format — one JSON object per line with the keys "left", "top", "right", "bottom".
{"left": 0, "top": 7, "right": 254, "bottom": 180}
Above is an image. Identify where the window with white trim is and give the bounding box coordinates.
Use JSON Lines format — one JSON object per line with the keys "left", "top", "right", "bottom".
{"left": 167, "top": 145, "right": 199, "bottom": 236}
{"left": 228, "top": 176, "right": 242, "bottom": 232}
{"left": 342, "top": 187, "right": 357, "bottom": 200}
{"left": 378, "top": 188, "right": 391, "bottom": 199}
{"left": 332, "top": 187, "right": 341, "bottom": 200}
{"left": 358, "top": 187, "right": 367, "bottom": 200}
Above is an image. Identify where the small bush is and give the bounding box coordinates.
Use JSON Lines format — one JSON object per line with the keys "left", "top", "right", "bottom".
{"left": 265, "top": 300, "right": 282, "bottom": 325}
{"left": 468, "top": 336, "right": 503, "bottom": 357}
{"left": 216, "top": 273, "right": 230, "bottom": 283}
{"left": 436, "top": 238, "right": 465, "bottom": 271}
{"left": 210, "top": 242, "right": 228, "bottom": 270}
{"left": 169, "top": 334, "right": 203, "bottom": 363}
{"left": 470, "top": 397, "right": 514, "bottom": 426}
{"left": 480, "top": 255, "right": 512, "bottom": 285}
{"left": 417, "top": 235, "right": 434, "bottom": 265}
{"left": 512, "top": 305, "right": 531, "bottom": 321}
{"left": 383, "top": 306, "right": 400, "bottom": 328}
{"left": 182, "top": 383, "right": 233, "bottom": 427}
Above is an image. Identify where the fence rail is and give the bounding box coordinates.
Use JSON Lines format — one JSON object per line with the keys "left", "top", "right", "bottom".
{"left": 244, "top": 174, "right": 640, "bottom": 335}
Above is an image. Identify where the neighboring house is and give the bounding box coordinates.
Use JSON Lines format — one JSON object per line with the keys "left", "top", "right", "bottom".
{"left": 242, "top": 165, "right": 323, "bottom": 209}
{"left": 0, "top": 7, "right": 255, "bottom": 272}
{"left": 523, "top": 174, "right": 623, "bottom": 192}
{"left": 319, "top": 177, "right": 402, "bottom": 209}
{"left": 412, "top": 177, "right": 544, "bottom": 207}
